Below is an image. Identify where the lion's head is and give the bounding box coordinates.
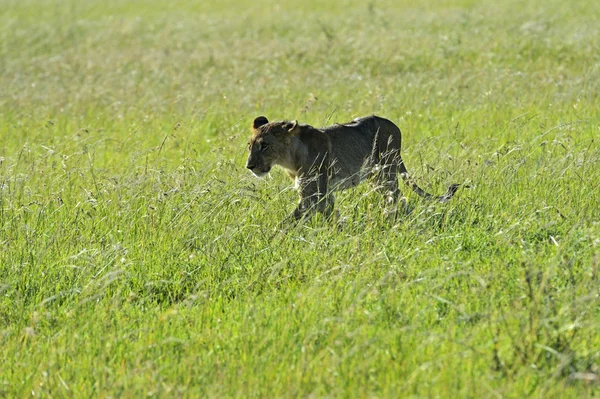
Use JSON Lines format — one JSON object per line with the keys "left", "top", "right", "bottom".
{"left": 245, "top": 116, "right": 299, "bottom": 177}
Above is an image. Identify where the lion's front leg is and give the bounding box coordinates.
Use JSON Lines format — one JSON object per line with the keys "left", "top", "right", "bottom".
{"left": 292, "top": 171, "right": 333, "bottom": 221}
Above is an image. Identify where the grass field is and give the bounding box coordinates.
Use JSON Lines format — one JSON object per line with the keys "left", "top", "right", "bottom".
{"left": 1, "top": 0, "right": 599, "bottom": 397}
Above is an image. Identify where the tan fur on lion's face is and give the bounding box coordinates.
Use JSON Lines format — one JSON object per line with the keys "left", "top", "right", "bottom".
{"left": 245, "top": 116, "right": 298, "bottom": 177}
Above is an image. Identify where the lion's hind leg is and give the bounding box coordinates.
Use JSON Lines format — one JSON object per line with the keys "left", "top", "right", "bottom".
{"left": 375, "top": 151, "right": 409, "bottom": 219}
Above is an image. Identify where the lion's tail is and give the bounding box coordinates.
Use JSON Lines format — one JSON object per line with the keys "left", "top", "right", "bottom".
{"left": 398, "top": 158, "right": 459, "bottom": 203}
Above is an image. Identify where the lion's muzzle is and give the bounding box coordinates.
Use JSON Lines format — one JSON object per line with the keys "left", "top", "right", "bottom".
{"left": 246, "top": 157, "right": 271, "bottom": 177}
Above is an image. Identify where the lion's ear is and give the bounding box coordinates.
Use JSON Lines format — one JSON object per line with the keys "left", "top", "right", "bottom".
{"left": 252, "top": 116, "right": 269, "bottom": 130}
{"left": 286, "top": 120, "right": 299, "bottom": 134}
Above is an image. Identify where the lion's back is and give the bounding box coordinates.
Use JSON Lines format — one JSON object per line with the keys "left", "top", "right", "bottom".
{"left": 321, "top": 115, "right": 402, "bottom": 185}
{"left": 323, "top": 115, "right": 400, "bottom": 145}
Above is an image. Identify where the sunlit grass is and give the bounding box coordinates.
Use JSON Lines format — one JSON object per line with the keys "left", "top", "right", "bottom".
{"left": 1, "top": 0, "right": 599, "bottom": 397}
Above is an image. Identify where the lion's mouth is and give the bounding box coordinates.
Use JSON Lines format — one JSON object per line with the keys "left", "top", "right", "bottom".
{"left": 251, "top": 167, "right": 271, "bottom": 177}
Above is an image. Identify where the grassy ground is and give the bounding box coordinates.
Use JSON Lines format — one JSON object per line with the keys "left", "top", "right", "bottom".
{"left": 1, "top": 0, "right": 599, "bottom": 397}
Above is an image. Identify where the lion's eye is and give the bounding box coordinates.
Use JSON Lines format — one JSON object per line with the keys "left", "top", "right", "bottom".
{"left": 261, "top": 143, "right": 269, "bottom": 151}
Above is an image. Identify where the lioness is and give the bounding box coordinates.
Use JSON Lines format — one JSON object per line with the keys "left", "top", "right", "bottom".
{"left": 246, "top": 115, "right": 459, "bottom": 220}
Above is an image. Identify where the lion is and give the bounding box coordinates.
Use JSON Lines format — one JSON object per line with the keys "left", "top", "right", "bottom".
{"left": 245, "top": 115, "right": 459, "bottom": 220}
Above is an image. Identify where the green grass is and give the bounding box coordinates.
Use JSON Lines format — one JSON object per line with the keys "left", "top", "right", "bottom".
{"left": 1, "top": 0, "right": 599, "bottom": 396}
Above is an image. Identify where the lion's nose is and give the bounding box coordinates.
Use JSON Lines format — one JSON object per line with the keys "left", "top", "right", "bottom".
{"left": 246, "top": 160, "right": 256, "bottom": 170}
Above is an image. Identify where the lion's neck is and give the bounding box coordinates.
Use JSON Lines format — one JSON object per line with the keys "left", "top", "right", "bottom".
{"left": 277, "top": 136, "right": 306, "bottom": 178}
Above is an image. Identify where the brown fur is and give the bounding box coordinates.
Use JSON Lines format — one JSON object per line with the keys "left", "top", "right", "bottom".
{"left": 246, "top": 115, "right": 459, "bottom": 220}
